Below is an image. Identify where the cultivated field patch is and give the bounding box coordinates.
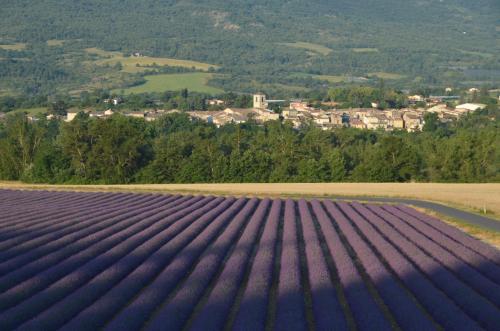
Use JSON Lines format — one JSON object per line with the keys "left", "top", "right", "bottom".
{"left": 279, "top": 42, "right": 333, "bottom": 56}
{"left": 8, "top": 107, "right": 49, "bottom": 116}
{"left": 459, "top": 49, "right": 494, "bottom": 59}
{"left": 46, "top": 40, "right": 65, "bottom": 47}
{"left": 116, "top": 73, "right": 223, "bottom": 94}
{"left": 293, "top": 73, "right": 370, "bottom": 84}
{"left": 352, "top": 48, "right": 379, "bottom": 53}
{"left": 311, "top": 74, "right": 349, "bottom": 83}
{"left": 0, "top": 190, "right": 499, "bottom": 330}
{"left": 291, "top": 73, "right": 349, "bottom": 83}
{"left": 368, "top": 72, "right": 405, "bottom": 80}
{"left": 0, "top": 43, "right": 27, "bottom": 51}
{"left": 85, "top": 47, "right": 218, "bottom": 73}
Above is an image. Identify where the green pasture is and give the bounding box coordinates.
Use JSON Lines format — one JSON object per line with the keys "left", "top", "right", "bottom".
{"left": 117, "top": 73, "right": 223, "bottom": 94}
{"left": 86, "top": 48, "right": 218, "bottom": 73}
{"left": 279, "top": 42, "right": 333, "bottom": 56}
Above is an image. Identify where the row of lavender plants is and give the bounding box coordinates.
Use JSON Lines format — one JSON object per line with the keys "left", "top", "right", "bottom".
{"left": 0, "top": 190, "right": 499, "bottom": 330}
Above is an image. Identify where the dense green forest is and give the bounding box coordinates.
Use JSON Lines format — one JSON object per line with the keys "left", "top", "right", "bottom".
{"left": 0, "top": 104, "right": 498, "bottom": 184}
{"left": 0, "top": 0, "right": 498, "bottom": 96}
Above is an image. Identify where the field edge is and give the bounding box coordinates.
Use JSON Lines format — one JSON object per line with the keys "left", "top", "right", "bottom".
{"left": 1, "top": 182, "right": 499, "bottom": 238}
{"left": 410, "top": 206, "right": 500, "bottom": 249}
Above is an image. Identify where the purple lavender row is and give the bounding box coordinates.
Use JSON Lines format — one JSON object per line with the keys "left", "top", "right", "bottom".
{"left": 0, "top": 193, "right": 133, "bottom": 243}
{"left": 144, "top": 198, "right": 262, "bottom": 331}
{"left": 0, "top": 198, "right": 201, "bottom": 291}
{"left": 320, "top": 200, "right": 436, "bottom": 331}
{"left": 0, "top": 189, "right": 46, "bottom": 206}
{"left": 0, "top": 192, "right": 139, "bottom": 241}
{"left": 0, "top": 191, "right": 121, "bottom": 235}
{"left": 0, "top": 192, "right": 497, "bottom": 330}
{"left": 273, "top": 199, "right": 307, "bottom": 331}
{"left": 0, "top": 190, "right": 30, "bottom": 207}
{"left": 380, "top": 205, "right": 500, "bottom": 288}
{"left": 349, "top": 202, "right": 500, "bottom": 330}
{"left": 0, "top": 189, "right": 91, "bottom": 208}
{"left": 0, "top": 193, "right": 166, "bottom": 259}
{"left": 0, "top": 195, "right": 189, "bottom": 292}
{"left": 0, "top": 196, "right": 211, "bottom": 329}
{"left": 187, "top": 199, "right": 272, "bottom": 331}
{"left": 0, "top": 191, "right": 124, "bottom": 217}
{"left": 0, "top": 194, "right": 181, "bottom": 267}
{"left": 298, "top": 200, "right": 349, "bottom": 331}
{"left": 0, "top": 194, "right": 173, "bottom": 252}
{"left": 0, "top": 190, "right": 89, "bottom": 214}
{"left": 0, "top": 192, "right": 143, "bottom": 235}
{"left": 0, "top": 191, "right": 126, "bottom": 227}
{"left": 333, "top": 202, "right": 480, "bottom": 330}
{"left": 59, "top": 197, "right": 237, "bottom": 331}
{"left": 0, "top": 194, "right": 175, "bottom": 261}
{"left": 0, "top": 189, "right": 84, "bottom": 203}
{"left": 101, "top": 198, "right": 248, "bottom": 331}
{"left": 0, "top": 195, "right": 202, "bottom": 304}
{"left": 0, "top": 194, "right": 142, "bottom": 233}
{"left": 0, "top": 192, "right": 139, "bottom": 231}
{"left": 369, "top": 205, "right": 500, "bottom": 307}
{"left": 0, "top": 191, "right": 88, "bottom": 220}
{"left": 17, "top": 197, "right": 229, "bottom": 330}
{"left": 6, "top": 191, "right": 133, "bottom": 210}
{"left": 312, "top": 201, "right": 392, "bottom": 331}
{"left": 397, "top": 205, "right": 500, "bottom": 265}
{"left": 231, "top": 199, "right": 282, "bottom": 330}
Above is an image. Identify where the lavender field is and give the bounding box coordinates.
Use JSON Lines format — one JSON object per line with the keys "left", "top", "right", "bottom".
{"left": 0, "top": 190, "right": 499, "bottom": 330}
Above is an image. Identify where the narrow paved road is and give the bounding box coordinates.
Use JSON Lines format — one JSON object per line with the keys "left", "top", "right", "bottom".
{"left": 329, "top": 196, "right": 500, "bottom": 232}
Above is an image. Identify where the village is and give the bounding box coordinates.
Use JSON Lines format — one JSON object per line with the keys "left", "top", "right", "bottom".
{"left": 59, "top": 90, "right": 489, "bottom": 132}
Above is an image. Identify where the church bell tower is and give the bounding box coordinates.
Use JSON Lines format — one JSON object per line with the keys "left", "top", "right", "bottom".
{"left": 253, "top": 92, "right": 268, "bottom": 109}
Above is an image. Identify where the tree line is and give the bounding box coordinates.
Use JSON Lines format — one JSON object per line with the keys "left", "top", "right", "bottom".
{"left": 0, "top": 106, "right": 498, "bottom": 184}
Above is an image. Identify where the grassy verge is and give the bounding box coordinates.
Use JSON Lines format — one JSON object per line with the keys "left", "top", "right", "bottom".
{"left": 411, "top": 206, "right": 500, "bottom": 249}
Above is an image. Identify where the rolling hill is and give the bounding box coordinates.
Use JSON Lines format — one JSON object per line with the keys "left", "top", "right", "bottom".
{"left": 0, "top": 0, "right": 498, "bottom": 95}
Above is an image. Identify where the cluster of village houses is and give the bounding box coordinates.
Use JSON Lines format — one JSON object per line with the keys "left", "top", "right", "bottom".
{"left": 278, "top": 99, "right": 486, "bottom": 132}
{"left": 62, "top": 92, "right": 487, "bottom": 132}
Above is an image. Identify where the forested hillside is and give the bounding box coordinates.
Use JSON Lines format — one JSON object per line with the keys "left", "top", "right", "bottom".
{"left": 0, "top": 0, "right": 498, "bottom": 96}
